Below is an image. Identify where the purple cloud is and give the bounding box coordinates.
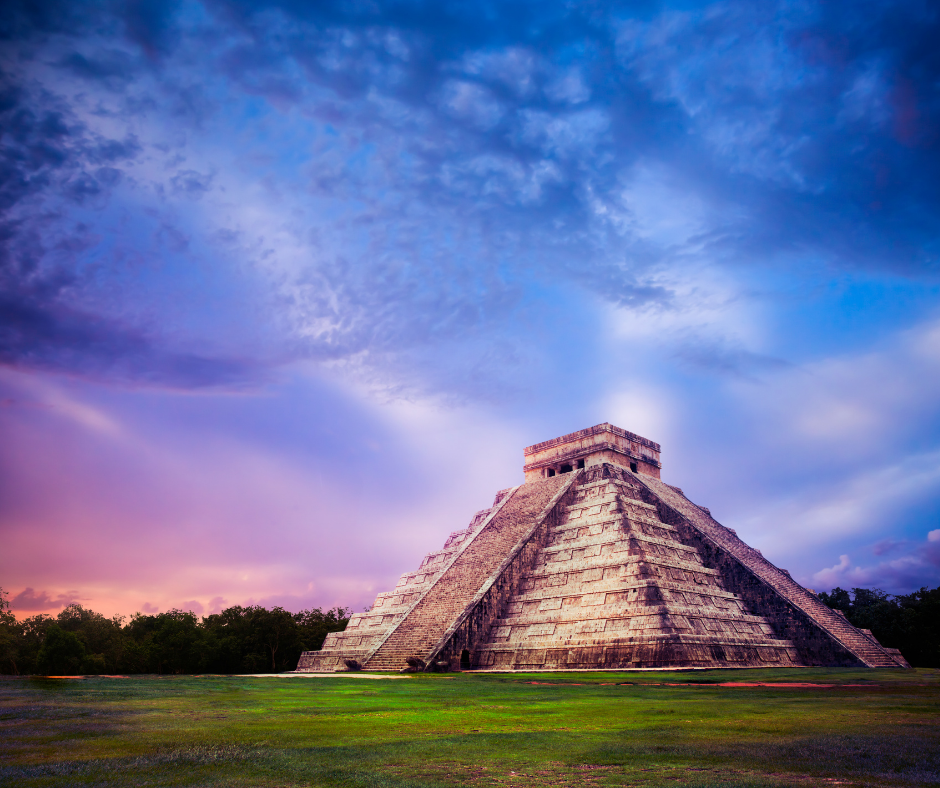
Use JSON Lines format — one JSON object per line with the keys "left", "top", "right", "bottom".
{"left": 813, "top": 531, "right": 940, "bottom": 594}
{"left": 872, "top": 539, "right": 907, "bottom": 557}
{"left": 1, "top": 0, "right": 938, "bottom": 620}
{"left": 11, "top": 587, "right": 81, "bottom": 612}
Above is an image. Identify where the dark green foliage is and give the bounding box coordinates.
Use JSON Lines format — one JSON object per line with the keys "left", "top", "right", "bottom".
{"left": 128, "top": 610, "right": 204, "bottom": 674}
{"left": 198, "top": 604, "right": 351, "bottom": 673}
{"left": 55, "top": 603, "right": 127, "bottom": 673}
{"left": 202, "top": 606, "right": 299, "bottom": 673}
{"left": 35, "top": 626, "right": 87, "bottom": 675}
{"left": 293, "top": 605, "right": 351, "bottom": 652}
{"left": 0, "top": 588, "right": 350, "bottom": 675}
{"left": 818, "top": 585, "right": 940, "bottom": 667}
{"left": 0, "top": 588, "right": 20, "bottom": 674}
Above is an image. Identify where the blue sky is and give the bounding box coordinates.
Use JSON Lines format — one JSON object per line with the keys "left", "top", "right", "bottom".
{"left": 2, "top": 0, "right": 939, "bottom": 618}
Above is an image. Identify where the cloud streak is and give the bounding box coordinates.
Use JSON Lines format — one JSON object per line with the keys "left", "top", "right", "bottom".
{"left": 1, "top": 0, "right": 938, "bottom": 615}
{"left": 2, "top": 0, "right": 937, "bottom": 393}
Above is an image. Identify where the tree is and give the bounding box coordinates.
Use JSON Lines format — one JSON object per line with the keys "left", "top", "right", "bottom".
{"left": 0, "top": 599, "right": 354, "bottom": 675}
{"left": 36, "top": 625, "right": 88, "bottom": 675}
{"left": 201, "top": 606, "right": 301, "bottom": 673}
{"left": 818, "top": 585, "right": 940, "bottom": 668}
{"left": 817, "top": 587, "right": 851, "bottom": 611}
{"left": 201, "top": 606, "right": 264, "bottom": 673}
{"left": 151, "top": 610, "right": 203, "bottom": 673}
{"left": 127, "top": 610, "right": 203, "bottom": 673}
{"left": 294, "top": 607, "right": 351, "bottom": 652}
{"left": 251, "top": 607, "right": 297, "bottom": 672}
{"left": 0, "top": 588, "right": 22, "bottom": 674}
{"left": 17, "top": 614, "right": 55, "bottom": 675}
{"left": 55, "top": 604, "right": 125, "bottom": 673}
{"left": 895, "top": 586, "right": 940, "bottom": 668}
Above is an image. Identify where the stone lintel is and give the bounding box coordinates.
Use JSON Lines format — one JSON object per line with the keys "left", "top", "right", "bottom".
{"left": 526, "top": 423, "right": 661, "bottom": 455}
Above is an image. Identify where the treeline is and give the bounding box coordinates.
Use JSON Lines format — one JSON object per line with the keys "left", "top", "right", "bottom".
{"left": 818, "top": 585, "right": 940, "bottom": 668}
{"left": 4, "top": 585, "right": 937, "bottom": 673}
{"left": 0, "top": 589, "right": 350, "bottom": 675}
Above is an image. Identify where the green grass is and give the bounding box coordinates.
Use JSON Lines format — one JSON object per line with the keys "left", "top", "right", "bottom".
{"left": 2, "top": 668, "right": 939, "bottom": 787}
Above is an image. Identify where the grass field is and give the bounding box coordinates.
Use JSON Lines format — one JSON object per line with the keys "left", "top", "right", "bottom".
{"left": 2, "top": 668, "right": 939, "bottom": 787}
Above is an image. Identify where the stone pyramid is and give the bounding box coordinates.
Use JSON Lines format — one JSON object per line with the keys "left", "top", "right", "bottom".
{"left": 298, "top": 424, "right": 908, "bottom": 671}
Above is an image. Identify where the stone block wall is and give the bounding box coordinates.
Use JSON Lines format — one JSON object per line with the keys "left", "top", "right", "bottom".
{"left": 465, "top": 465, "right": 799, "bottom": 670}
{"left": 523, "top": 423, "right": 662, "bottom": 482}
{"left": 640, "top": 476, "right": 908, "bottom": 668}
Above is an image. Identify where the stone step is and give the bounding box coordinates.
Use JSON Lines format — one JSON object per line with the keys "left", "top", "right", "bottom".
{"left": 363, "top": 476, "right": 569, "bottom": 670}
{"left": 542, "top": 532, "right": 699, "bottom": 558}
{"left": 549, "top": 526, "right": 695, "bottom": 550}
{"left": 639, "top": 477, "right": 908, "bottom": 669}
{"left": 550, "top": 512, "right": 678, "bottom": 536}
{"left": 495, "top": 603, "right": 772, "bottom": 626}
{"left": 536, "top": 553, "right": 722, "bottom": 578}
{"left": 511, "top": 579, "right": 744, "bottom": 605}
{"left": 476, "top": 634, "right": 797, "bottom": 651}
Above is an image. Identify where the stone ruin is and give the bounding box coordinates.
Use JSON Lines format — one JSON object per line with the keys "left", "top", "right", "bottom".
{"left": 297, "top": 423, "right": 909, "bottom": 672}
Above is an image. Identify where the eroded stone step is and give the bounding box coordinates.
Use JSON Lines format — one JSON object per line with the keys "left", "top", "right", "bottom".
{"left": 495, "top": 604, "right": 772, "bottom": 626}
{"left": 552, "top": 512, "right": 678, "bottom": 534}
{"left": 364, "top": 476, "right": 569, "bottom": 669}
{"left": 536, "top": 553, "right": 722, "bottom": 577}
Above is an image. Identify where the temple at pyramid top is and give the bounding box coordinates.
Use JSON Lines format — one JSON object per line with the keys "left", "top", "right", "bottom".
{"left": 524, "top": 422, "right": 662, "bottom": 481}
{"left": 297, "top": 422, "right": 910, "bottom": 673}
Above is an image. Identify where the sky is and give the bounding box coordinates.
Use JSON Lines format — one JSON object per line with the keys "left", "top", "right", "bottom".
{"left": 2, "top": 0, "right": 940, "bottom": 620}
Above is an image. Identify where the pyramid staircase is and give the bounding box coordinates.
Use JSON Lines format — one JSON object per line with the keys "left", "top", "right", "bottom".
{"left": 363, "top": 475, "right": 570, "bottom": 671}
{"left": 296, "top": 494, "right": 508, "bottom": 672}
{"left": 473, "top": 470, "right": 799, "bottom": 669}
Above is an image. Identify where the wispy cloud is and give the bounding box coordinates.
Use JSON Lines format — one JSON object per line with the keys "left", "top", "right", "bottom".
{"left": 2, "top": 0, "right": 937, "bottom": 396}
{"left": 1, "top": 0, "right": 938, "bottom": 616}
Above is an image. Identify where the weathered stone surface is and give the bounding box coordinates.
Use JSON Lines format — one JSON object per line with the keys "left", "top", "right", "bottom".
{"left": 297, "top": 423, "right": 910, "bottom": 672}
{"left": 365, "top": 475, "right": 571, "bottom": 671}
{"left": 296, "top": 495, "right": 509, "bottom": 672}
{"left": 641, "top": 476, "right": 909, "bottom": 668}
{"left": 524, "top": 422, "right": 661, "bottom": 481}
